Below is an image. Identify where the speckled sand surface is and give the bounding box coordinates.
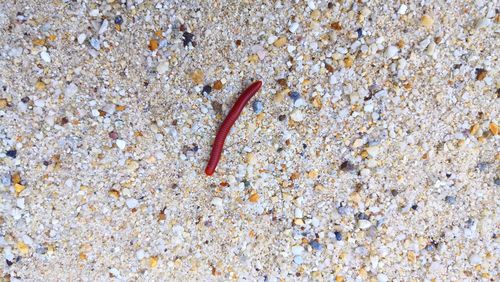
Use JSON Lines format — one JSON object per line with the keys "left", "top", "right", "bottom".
{"left": 0, "top": 0, "right": 499, "bottom": 281}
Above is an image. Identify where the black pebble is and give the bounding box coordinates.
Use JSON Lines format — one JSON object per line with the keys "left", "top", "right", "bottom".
{"left": 334, "top": 231, "right": 342, "bottom": 241}
{"left": 6, "top": 150, "right": 17, "bottom": 158}
{"left": 411, "top": 204, "right": 418, "bottom": 210}
{"left": 356, "top": 212, "right": 369, "bottom": 220}
{"left": 202, "top": 85, "right": 212, "bottom": 95}
{"left": 278, "top": 114, "right": 286, "bottom": 121}
{"left": 21, "top": 97, "right": 30, "bottom": 103}
{"left": 114, "top": 15, "right": 123, "bottom": 25}
{"left": 356, "top": 28, "right": 363, "bottom": 38}
{"left": 182, "top": 32, "right": 194, "bottom": 47}
{"left": 340, "top": 160, "right": 355, "bottom": 172}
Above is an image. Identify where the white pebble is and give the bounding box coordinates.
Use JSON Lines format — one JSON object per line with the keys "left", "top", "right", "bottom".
{"left": 157, "top": 61, "right": 169, "bottom": 74}
{"left": 293, "top": 255, "right": 303, "bottom": 265}
{"left": 116, "top": 139, "right": 126, "bottom": 150}
{"left": 40, "top": 51, "right": 51, "bottom": 63}
{"left": 364, "top": 103, "right": 374, "bottom": 112}
{"left": 377, "top": 273, "right": 388, "bottom": 282}
{"left": 290, "top": 109, "right": 304, "bottom": 122}
{"left": 291, "top": 245, "right": 304, "bottom": 255}
{"left": 99, "top": 19, "right": 109, "bottom": 34}
{"left": 469, "top": 254, "right": 481, "bottom": 265}
{"left": 267, "top": 35, "right": 277, "bottom": 45}
{"left": 289, "top": 22, "right": 299, "bottom": 33}
{"left": 365, "top": 145, "right": 380, "bottom": 157}
{"left": 294, "top": 208, "right": 303, "bottom": 218}
{"left": 77, "top": 34, "right": 87, "bottom": 44}
{"left": 398, "top": 4, "right": 407, "bottom": 15}
{"left": 125, "top": 198, "right": 139, "bottom": 209}
{"left": 294, "top": 98, "right": 306, "bottom": 108}
{"left": 211, "top": 197, "right": 223, "bottom": 208}
{"left": 358, "top": 219, "right": 372, "bottom": 229}
{"left": 475, "top": 18, "right": 491, "bottom": 29}
{"left": 385, "top": 45, "right": 398, "bottom": 58}
{"left": 136, "top": 249, "right": 145, "bottom": 260}
{"left": 65, "top": 83, "right": 78, "bottom": 96}
{"left": 89, "top": 9, "right": 99, "bottom": 17}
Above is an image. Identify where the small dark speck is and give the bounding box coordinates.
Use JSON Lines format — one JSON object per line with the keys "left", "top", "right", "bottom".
{"left": 114, "top": 15, "right": 123, "bottom": 25}
{"left": 2, "top": 86, "right": 7, "bottom": 91}
{"left": 43, "top": 160, "right": 50, "bottom": 166}
{"left": 6, "top": 150, "right": 17, "bottom": 158}
{"left": 445, "top": 173, "right": 452, "bottom": 178}
{"left": 278, "top": 114, "right": 286, "bottom": 121}
{"left": 302, "top": 143, "right": 307, "bottom": 149}
{"left": 390, "top": 189, "right": 398, "bottom": 196}
{"left": 21, "top": 97, "right": 30, "bottom": 103}
{"left": 411, "top": 204, "right": 418, "bottom": 210}
{"left": 277, "top": 147, "right": 283, "bottom": 153}
{"left": 6, "top": 259, "right": 13, "bottom": 266}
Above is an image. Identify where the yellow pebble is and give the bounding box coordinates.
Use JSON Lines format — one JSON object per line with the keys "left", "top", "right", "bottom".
{"left": 273, "top": 37, "right": 287, "bottom": 48}
{"left": 344, "top": 56, "right": 353, "bottom": 68}
{"left": 17, "top": 241, "right": 29, "bottom": 255}
{"left": 248, "top": 54, "right": 259, "bottom": 63}
{"left": 408, "top": 251, "right": 416, "bottom": 263}
{"left": 421, "top": 14, "right": 434, "bottom": 28}
{"left": 150, "top": 256, "right": 158, "bottom": 268}
{"left": 335, "top": 275, "right": 345, "bottom": 282}
{"left": 14, "top": 183, "right": 26, "bottom": 195}
{"left": 79, "top": 252, "right": 87, "bottom": 260}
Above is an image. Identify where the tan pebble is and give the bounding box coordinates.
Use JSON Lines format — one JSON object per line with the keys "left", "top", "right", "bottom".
{"left": 476, "top": 69, "right": 488, "bottom": 81}
{"left": 314, "top": 184, "right": 325, "bottom": 192}
{"left": 79, "top": 252, "right": 87, "bottom": 260}
{"left": 421, "top": 14, "right": 434, "bottom": 28}
{"left": 116, "top": 105, "right": 126, "bottom": 111}
{"left": 344, "top": 56, "right": 353, "bottom": 68}
{"left": 470, "top": 124, "right": 480, "bottom": 136}
{"left": 33, "top": 38, "right": 46, "bottom": 46}
{"left": 249, "top": 193, "right": 259, "bottom": 203}
{"left": 352, "top": 138, "right": 364, "bottom": 148}
{"left": 0, "top": 98, "right": 7, "bottom": 108}
{"left": 307, "top": 170, "right": 318, "bottom": 179}
{"left": 408, "top": 251, "right": 416, "bottom": 263}
{"left": 273, "top": 37, "right": 287, "bottom": 48}
{"left": 358, "top": 268, "right": 368, "bottom": 279}
{"left": 330, "top": 22, "right": 342, "bottom": 30}
{"left": 312, "top": 95, "right": 323, "bottom": 109}
{"left": 47, "top": 244, "right": 55, "bottom": 254}
{"left": 246, "top": 152, "right": 255, "bottom": 165}
{"left": 274, "top": 89, "right": 289, "bottom": 103}
{"left": 35, "top": 81, "right": 46, "bottom": 90}
{"left": 149, "top": 39, "right": 159, "bottom": 51}
{"left": 190, "top": 70, "right": 204, "bottom": 85}
{"left": 108, "top": 189, "right": 120, "bottom": 199}
{"left": 294, "top": 218, "right": 305, "bottom": 225}
{"left": 213, "top": 80, "right": 223, "bottom": 90}
{"left": 489, "top": 122, "right": 498, "bottom": 135}
{"left": 335, "top": 275, "right": 345, "bottom": 282}
{"left": 311, "top": 9, "right": 321, "bottom": 20}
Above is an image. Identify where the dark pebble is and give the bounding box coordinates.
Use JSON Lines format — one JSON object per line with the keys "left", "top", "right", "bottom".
{"left": 411, "top": 204, "right": 418, "bottom": 210}
{"left": 356, "top": 28, "right": 363, "bottom": 38}
{"left": 289, "top": 91, "right": 300, "bottom": 101}
{"left": 334, "top": 231, "right": 342, "bottom": 241}
{"left": 114, "top": 15, "right": 123, "bottom": 25}
{"left": 278, "top": 114, "right": 286, "bottom": 121}
{"left": 182, "top": 32, "right": 194, "bottom": 47}
{"left": 108, "top": 131, "right": 119, "bottom": 140}
{"left": 6, "top": 150, "right": 17, "bottom": 158}
{"left": 21, "top": 97, "right": 30, "bottom": 103}
{"left": 309, "top": 240, "right": 322, "bottom": 250}
{"left": 356, "top": 212, "right": 369, "bottom": 220}
{"left": 444, "top": 195, "right": 456, "bottom": 204}
{"left": 390, "top": 189, "right": 398, "bottom": 196}
{"left": 494, "top": 178, "right": 500, "bottom": 185}
{"left": 340, "top": 160, "right": 355, "bottom": 172}
{"left": 202, "top": 85, "right": 212, "bottom": 95}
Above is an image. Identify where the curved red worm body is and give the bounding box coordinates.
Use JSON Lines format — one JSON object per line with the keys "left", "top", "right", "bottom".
{"left": 205, "top": 81, "right": 262, "bottom": 176}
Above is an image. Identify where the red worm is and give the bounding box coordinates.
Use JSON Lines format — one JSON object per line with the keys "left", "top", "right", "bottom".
{"left": 205, "top": 80, "right": 263, "bottom": 176}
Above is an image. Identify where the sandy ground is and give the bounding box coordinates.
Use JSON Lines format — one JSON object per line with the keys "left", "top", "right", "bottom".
{"left": 0, "top": 0, "right": 498, "bottom": 281}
